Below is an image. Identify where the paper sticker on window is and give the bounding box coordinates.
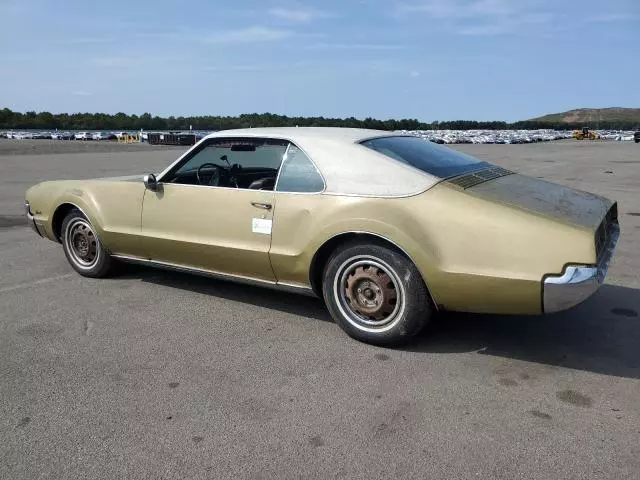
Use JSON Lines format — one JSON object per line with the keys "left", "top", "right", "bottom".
{"left": 252, "top": 218, "right": 272, "bottom": 235}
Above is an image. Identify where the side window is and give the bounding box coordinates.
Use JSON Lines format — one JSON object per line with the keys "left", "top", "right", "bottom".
{"left": 166, "top": 138, "right": 287, "bottom": 190}
{"left": 276, "top": 144, "right": 325, "bottom": 193}
{"left": 174, "top": 144, "right": 225, "bottom": 174}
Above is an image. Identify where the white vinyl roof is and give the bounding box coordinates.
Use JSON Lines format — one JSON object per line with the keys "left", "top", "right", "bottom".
{"left": 204, "top": 127, "right": 438, "bottom": 197}
{"left": 205, "top": 127, "right": 391, "bottom": 143}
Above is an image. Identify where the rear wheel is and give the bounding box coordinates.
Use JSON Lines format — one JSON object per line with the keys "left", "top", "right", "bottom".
{"left": 322, "top": 241, "right": 432, "bottom": 345}
{"left": 61, "top": 208, "right": 114, "bottom": 277}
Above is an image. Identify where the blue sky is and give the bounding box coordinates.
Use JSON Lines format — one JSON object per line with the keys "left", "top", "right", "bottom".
{"left": 1, "top": 0, "right": 638, "bottom": 121}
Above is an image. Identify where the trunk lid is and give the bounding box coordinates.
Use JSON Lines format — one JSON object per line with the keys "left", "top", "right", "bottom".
{"left": 455, "top": 172, "right": 613, "bottom": 231}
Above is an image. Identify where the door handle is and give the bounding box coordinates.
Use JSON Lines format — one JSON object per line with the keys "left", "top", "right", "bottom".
{"left": 251, "top": 202, "right": 272, "bottom": 210}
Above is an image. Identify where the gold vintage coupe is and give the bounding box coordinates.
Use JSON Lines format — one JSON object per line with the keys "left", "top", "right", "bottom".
{"left": 25, "top": 128, "right": 619, "bottom": 344}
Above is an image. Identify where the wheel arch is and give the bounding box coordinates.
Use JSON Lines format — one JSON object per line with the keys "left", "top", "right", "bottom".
{"left": 308, "top": 231, "right": 437, "bottom": 309}
{"left": 51, "top": 202, "right": 94, "bottom": 242}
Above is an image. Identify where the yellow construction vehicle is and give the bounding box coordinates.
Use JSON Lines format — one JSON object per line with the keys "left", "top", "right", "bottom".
{"left": 572, "top": 127, "right": 599, "bottom": 140}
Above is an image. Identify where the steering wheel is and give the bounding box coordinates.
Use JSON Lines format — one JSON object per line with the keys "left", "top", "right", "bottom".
{"left": 196, "top": 163, "right": 220, "bottom": 186}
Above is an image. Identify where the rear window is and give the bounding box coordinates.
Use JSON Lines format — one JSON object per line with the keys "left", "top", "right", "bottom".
{"left": 360, "top": 135, "right": 488, "bottom": 179}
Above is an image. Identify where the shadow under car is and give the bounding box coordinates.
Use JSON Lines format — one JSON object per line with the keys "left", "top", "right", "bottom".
{"left": 122, "top": 265, "right": 640, "bottom": 380}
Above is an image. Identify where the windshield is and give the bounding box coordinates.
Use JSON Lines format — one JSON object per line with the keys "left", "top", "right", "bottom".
{"left": 360, "top": 135, "right": 488, "bottom": 179}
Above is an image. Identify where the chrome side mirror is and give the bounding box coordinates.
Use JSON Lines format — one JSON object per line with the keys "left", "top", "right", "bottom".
{"left": 143, "top": 173, "right": 158, "bottom": 191}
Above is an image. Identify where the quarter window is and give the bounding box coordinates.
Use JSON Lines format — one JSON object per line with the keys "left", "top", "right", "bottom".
{"left": 276, "top": 144, "right": 324, "bottom": 193}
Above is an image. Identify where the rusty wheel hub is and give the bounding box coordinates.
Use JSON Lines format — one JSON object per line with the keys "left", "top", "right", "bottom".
{"left": 344, "top": 265, "right": 397, "bottom": 321}
{"left": 68, "top": 221, "right": 98, "bottom": 265}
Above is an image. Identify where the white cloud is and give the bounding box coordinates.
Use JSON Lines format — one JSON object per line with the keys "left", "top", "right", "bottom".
{"left": 268, "top": 5, "right": 336, "bottom": 23}
{"left": 305, "top": 43, "right": 406, "bottom": 50}
{"left": 398, "top": 0, "right": 462, "bottom": 18}
{"left": 205, "top": 26, "right": 292, "bottom": 44}
{"left": 269, "top": 7, "right": 315, "bottom": 22}
{"left": 399, "top": 0, "right": 519, "bottom": 19}
{"left": 71, "top": 91, "right": 92, "bottom": 96}
{"left": 396, "top": 0, "right": 553, "bottom": 35}
{"left": 585, "top": 13, "right": 631, "bottom": 23}
{"left": 410, "top": 71, "right": 421, "bottom": 77}
{"left": 457, "top": 23, "right": 510, "bottom": 35}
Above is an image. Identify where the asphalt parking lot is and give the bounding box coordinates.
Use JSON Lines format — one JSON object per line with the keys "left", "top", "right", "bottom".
{"left": 1, "top": 139, "right": 639, "bottom": 479}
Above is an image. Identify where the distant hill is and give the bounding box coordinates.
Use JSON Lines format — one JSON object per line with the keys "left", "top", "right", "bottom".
{"left": 530, "top": 107, "right": 640, "bottom": 126}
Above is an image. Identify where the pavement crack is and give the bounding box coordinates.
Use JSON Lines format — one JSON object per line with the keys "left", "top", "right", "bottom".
{"left": 82, "top": 319, "right": 93, "bottom": 335}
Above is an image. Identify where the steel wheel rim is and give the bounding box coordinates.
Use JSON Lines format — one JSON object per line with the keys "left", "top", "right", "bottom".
{"left": 333, "top": 256, "right": 406, "bottom": 333}
{"left": 65, "top": 218, "right": 100, "bottom": 269}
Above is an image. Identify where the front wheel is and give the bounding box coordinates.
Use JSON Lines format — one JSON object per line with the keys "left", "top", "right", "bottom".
{"left": 322, "top": 241, "right": 433, "bottom": 345}
{"left": 61, "top": 208, "right": 114, "bottom": 277}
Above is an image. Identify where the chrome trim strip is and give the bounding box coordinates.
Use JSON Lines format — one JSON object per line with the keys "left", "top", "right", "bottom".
{"left": 153, "top": 182, "right": 261, "bottom": 192}
{"left": 543, "top": 223, "right": 619, "bottom": 313}
{"left": 111, "top": 255, "right": 317, "bottom": 297}
{"left": 356, "top": 133, "right": 414, "bottom": 144}
{"left": 319, "top": 189, "right": 427, "bottom": 199}
{"left": 312, "top": 231, "right": 439, "bottom": 311}
{"left": 150, "top": 181, "right": 327, "bottom": 197}
{"left": 272, "top": 142, "right": 290, "bottom": 193}
{"left": 273, "top": 281, "right": 318, "bottom": 297}
{"left": 148, "top": 181, "right": 323, "bottom": 198}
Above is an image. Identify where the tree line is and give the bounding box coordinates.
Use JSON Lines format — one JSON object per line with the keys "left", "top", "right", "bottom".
{"left": 1, "top": 108, "right": 638, "bottom": 131}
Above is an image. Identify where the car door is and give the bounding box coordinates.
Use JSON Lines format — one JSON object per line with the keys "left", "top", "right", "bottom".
{"left": 140, "top": 137, "right": 287, "bottom": 282}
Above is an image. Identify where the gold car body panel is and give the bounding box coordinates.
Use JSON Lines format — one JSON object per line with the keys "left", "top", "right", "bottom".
{"left": 140, "top": 183, "right": 277, "bottom": 281}
{"left": 24, "top": 178, "right": 147, "bottom": 256}
{"left": 270, "top": 181, "right": 597, "bottom": 315}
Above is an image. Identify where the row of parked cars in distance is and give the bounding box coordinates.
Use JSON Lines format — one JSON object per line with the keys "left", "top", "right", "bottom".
{"left": 1, "top": 131, "right": 121, "bottom": 140}
{"left": 3, "top": 129, "right": 640, "bottom": 144}
{"left": 402, "top": 129, "right": 640, "bottom": 144}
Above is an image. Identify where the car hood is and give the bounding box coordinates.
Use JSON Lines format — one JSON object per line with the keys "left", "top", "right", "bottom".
{"left": 465, "top": 173, "right": 613, "bottom": 230}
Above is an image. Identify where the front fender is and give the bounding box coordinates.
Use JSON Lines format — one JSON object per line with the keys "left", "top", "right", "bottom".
{"left": 25, "top": 180, "right": 105, "bottom": 242}
{"left": 27, "top": 179, "right": 145, "bottom": 255}
{"left": 49, "top": 189, "right": 106, "bottom": 241}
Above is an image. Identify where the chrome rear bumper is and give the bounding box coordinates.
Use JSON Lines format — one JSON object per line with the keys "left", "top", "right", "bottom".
{"left": 543, "top": 224, "right": 619, "bottom": 313}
